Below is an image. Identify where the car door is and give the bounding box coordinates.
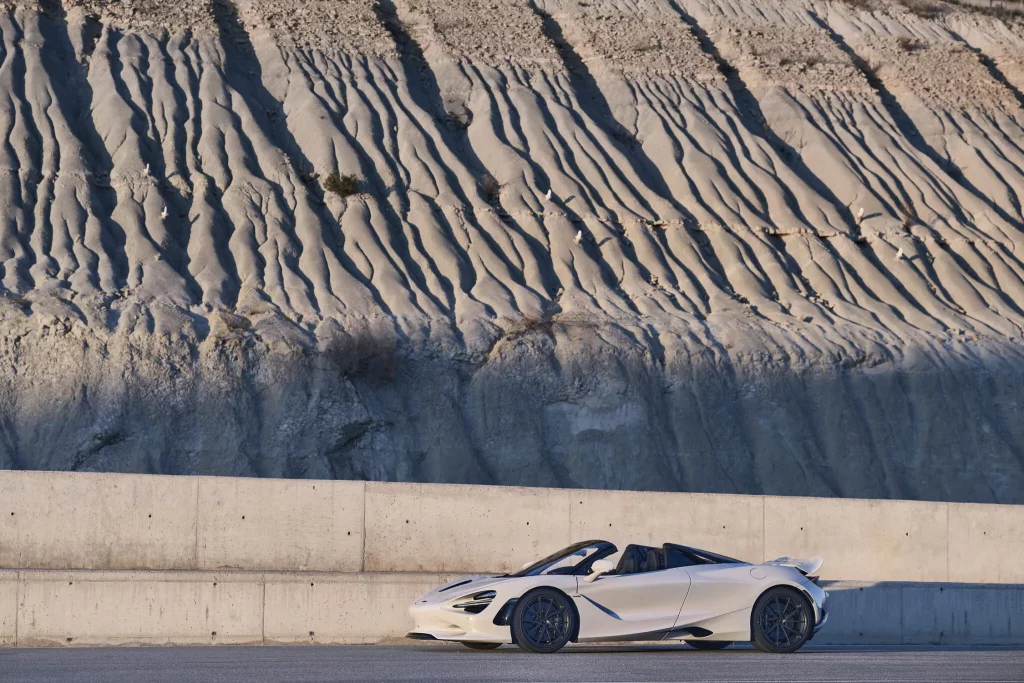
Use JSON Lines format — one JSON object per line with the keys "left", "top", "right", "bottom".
{"left": 575, "top": 560, "right": 691, "bottom": 640}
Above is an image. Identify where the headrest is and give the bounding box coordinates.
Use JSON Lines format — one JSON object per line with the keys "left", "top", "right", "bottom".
{"left": 615, "top": 545, "right": 644, "bottom": 575}
{"left": 615, "top": 545, "right": 666, "bottom": 575}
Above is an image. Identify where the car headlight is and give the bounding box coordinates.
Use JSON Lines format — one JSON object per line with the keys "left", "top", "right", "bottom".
{"left": 452, "top": 590, "right": 497, "bottom": 614}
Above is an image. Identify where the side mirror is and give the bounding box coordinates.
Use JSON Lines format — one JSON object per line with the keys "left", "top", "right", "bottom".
{"left": 584, "top": 559, "right": 616, "bottom": 583}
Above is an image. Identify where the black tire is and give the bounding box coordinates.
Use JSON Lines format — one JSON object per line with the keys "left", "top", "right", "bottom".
{"left": 751, "top": 587, "right": 813, "bottom": 653}
{"left": 688, "top": 640, "right": 732, "bottom": 650}
{"left": 461, "top": 642, "right": 501, "bottom": 650}
{"left": 512, "top": 588, "right": 576, "bottom": 654}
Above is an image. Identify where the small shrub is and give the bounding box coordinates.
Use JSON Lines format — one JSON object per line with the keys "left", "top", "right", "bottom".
{"left": 896, "top": 36, "right": 926, "bottom": 52}
{"left": 480, "top": 173, "right": 501, "bottom": 203}
{"left": 324, "top": 172, "right": 359, "bottom": 197}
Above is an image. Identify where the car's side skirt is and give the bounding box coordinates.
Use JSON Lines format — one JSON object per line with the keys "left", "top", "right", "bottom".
{"left": 576, "top": 626, "right": 714, "bottom": 643}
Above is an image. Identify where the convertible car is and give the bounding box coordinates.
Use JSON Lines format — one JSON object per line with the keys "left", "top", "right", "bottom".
{"left": 407, "top": 540, "right": 828, "bottom": 653}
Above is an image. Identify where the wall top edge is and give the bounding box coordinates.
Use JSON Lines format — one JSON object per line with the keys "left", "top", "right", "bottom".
{"left": 1, "top": 469, "right": 1022, "bottom": 510}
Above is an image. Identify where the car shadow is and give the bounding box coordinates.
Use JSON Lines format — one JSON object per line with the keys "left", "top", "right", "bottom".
{"left": 410, "top": 642, "right": 1024, "bottom": 655}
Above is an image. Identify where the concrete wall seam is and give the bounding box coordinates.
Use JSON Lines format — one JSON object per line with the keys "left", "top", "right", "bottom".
{"left": 193, "top": 477, "right": 201, "bottom": 572}
{"left": 945, "top": 503, "right": 950, "bottom": 583}
{"left": 761, "top": 497, "right": 766, "bottom": 563}
{"left": 360, "top": 483, "right": 367, "bottom": 574}
{"left": 566, "top": 490, "right": 572, "bottom": 558}
{"left": 899, "top": 583, "right": 905, "bottom": 644}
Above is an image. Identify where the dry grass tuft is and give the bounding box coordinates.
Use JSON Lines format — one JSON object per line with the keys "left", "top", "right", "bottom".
{"left": 896, "top": 36, "right": 927, "bottom": 52}
{"left": 324, "top": 172, "right": 359, "bottom": 197}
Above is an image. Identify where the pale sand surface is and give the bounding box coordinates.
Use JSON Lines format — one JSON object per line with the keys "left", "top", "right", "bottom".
{"left": 0, "top": 0, "right": 1023, "bottom": 500}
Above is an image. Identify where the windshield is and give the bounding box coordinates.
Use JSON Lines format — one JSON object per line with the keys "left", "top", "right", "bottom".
{"left": 511, "top": 540, "right": 616, "bottom": 577}
{"left": 664, "top": 543, "right": 746, "bottom": 566}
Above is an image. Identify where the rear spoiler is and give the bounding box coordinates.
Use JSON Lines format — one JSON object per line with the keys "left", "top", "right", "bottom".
{"left": 763, "top": 556, "right": 824, "bottom": 576}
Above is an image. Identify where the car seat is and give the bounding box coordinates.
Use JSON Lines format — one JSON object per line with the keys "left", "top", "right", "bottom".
{"left": 615, "top": 545, "right": 666, "bottom": 575}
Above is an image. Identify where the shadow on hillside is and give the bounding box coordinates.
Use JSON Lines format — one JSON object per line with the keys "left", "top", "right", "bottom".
{"left": 2, "top": 320, "right": 1024, "bottom": 506}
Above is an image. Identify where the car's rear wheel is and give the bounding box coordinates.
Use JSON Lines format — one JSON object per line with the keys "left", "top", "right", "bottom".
{"left": 688, "top": 640, "right": 732, "bottom": 650}
{"left": 512, "top": 588, "right": 576, "bottom": 654}
{"left": 461, "top": 642, "right": 501, "bottom": 650}
{"left": 751, "top": 587, "right": 813, "bottom": 653}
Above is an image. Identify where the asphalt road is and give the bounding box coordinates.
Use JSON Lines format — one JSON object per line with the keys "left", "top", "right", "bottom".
{"left": 1, "top": 644, "right": 1022, "bottom": 683}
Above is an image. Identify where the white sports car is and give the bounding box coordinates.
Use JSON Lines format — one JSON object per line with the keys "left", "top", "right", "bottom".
{"left": 407, "top": 540, "right": 828, "bottom": 653}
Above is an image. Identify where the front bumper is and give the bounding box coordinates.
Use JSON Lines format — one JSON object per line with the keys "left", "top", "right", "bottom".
{"left": 407, "top": 595, "right": 513, "bottom": 644}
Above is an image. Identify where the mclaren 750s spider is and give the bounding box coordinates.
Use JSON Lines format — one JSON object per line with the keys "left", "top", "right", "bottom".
{"left": 407, "top": 540, "right": 828, "bottom": 653}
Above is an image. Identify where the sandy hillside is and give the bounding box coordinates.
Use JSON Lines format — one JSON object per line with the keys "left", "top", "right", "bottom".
{"left": 1, "top": 0, "right": 1023, "bottom": 503}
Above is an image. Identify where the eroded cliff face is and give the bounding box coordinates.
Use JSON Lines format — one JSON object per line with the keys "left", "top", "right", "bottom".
{"left": 1, "top": 0, "right": 1023, "bottom": 502}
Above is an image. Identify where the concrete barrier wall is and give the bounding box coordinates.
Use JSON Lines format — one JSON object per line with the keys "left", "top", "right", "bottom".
{"left": 3, "top": 569, "right": 453, "bottom": 647}
{"left": 15, "top": 570, "right": 265, "bottom": 647}
{"left": 262, "top": 572, "right": 455, "bottom": 644}
{"left": 0, "top": 571, "right": 16, "bottom": 646}
{"left": 196, "top": 478, "right": 365, "bottom": 572}
{"left": 2, "top": 471, "right": 1024, "bottom": 583}
{"left": 1, "top": 569, "right": 1022, "bottom": 647}
{"left": 0, "top": 471, "right": 199, "bottom": 570}
{"left": 763, "top": 497, "right": 950, "bottom": 582}
{"left": 363, "top": 482, "right": 570, "bottom": 573}
{"left": 818, "top": 581, "right": 1024, "bottom": 646}
{"left": 0, "top": 473, "right": 366, "bottom": 573}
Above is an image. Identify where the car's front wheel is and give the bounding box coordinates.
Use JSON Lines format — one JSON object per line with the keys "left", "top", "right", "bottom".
{"left": 512, "top": 588, "right": 576, "bottom": 654}
{"left": 461, "top": 642, "right": 501, "bottom": 650}
{"left": 688, "top": 640, "right": 732, "bottom": 650}
{"left": 751, "top": 587, "right": 813, "bottom": 653}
